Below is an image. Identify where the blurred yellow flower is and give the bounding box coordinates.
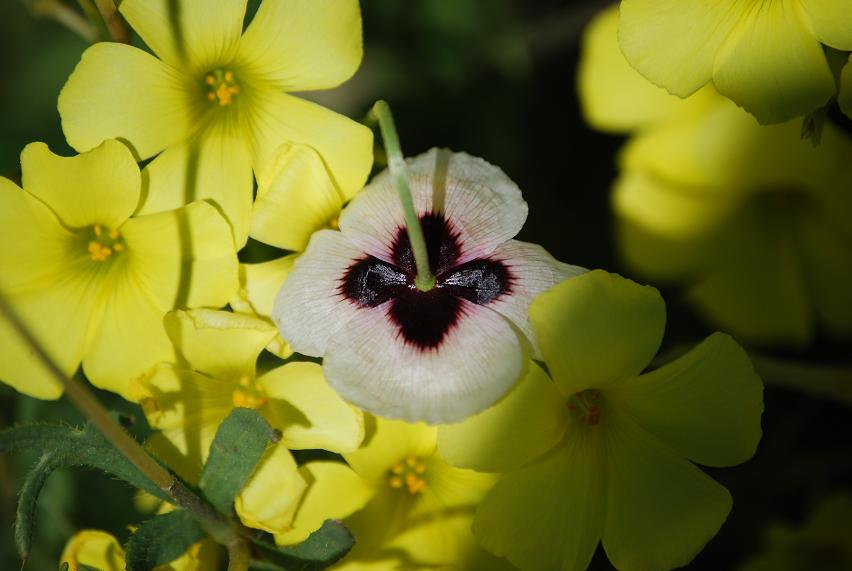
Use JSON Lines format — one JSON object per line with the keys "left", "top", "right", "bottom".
{"left": 59, "top": 0, "right": 373, "bottom": 247}
{"left": 439, "top": 270, "right": 763, "bottom": 571}
{"left": 840, "top": 55, "right": 852, "bottom": 120}
{"left": 614, "top": 98, "right": 852, "bottom": 346}
{"left": 133, "top": 309, "right": 363, "bottom": 484}
{"left": 60, "top": 529, "right": 218, "bottom": 571}
{"left": 619, "top": 0, "right": 852, "bottom": 124}
{"left": 0, "top": 140, "right": 237, "bottom": 400}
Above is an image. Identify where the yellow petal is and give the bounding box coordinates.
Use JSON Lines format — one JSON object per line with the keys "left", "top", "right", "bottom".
{"left": 247, "top": 89, "right": 373, "bottom": 201}
{"left": 236, "top": 442, "right": 307, "bottom": 534}
{"left": 611, "top": 333, "right": 763, "bottom": 468}
{"left": 344, "top": 416, "right": 436, "bottom": 481}
{"left": 234, "top": 256, "right": 296, "bottom": 318}
{"left": 61, "top": 530, "right": 125, "bottom": 571}
{"left": 798, "top": 0, "right": 852, "bottom": 50}
{"left": 713, "top": 0, "right": 835, "bottom": 124}
{"left": 21, "top": 140, "right": 140, "bottom": 230}
{"left": 138, "top": 122, "right": 254, "bottom": 248}
{"left": 121, "top": 201, "right": 239, "bottom": 310}
{"left": 259, "top": 362, "right": 364, "bottom": 453}
{"left": 529, "top": 270, "right": 665, "bottom": 395}
{"left": 578, "top": 6, "right": 713, "bottom": 132}
{"left": 236, "top": 0, "right": 363, "bottom": 91}
{"left": 251, "top": 144, "right": 345, "bottom": 251}
{"left": 437, "top": 363, "right": 569, "bottom": 473}
{"left": 275, "top": 461, "right": 375, "bottom": 545}
{"left": 59, "top": 43, "right": 195, "bottom": 159}
{"left": 840, "top": 55, "right": 852, "bottom": 120}
{"left": 619, "top": 0, "right": 742, "bottom": 97}
{"left": 119, "top": 0, "right": 246, "bottom": 73}
{"left": 163, "top": 309, "right": 277, "bottom": 382}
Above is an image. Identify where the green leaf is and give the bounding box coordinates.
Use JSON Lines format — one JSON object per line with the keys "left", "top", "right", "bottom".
{"left": 251, "top": 520, "right": 355, "bottom": 571}
{"left": 198, "top": 408, "right": 277, "bottom": 515}
{"left": 124, "top": 510, "right": 206, "bottom": 571}
{"left": 16, "top": 451, "right": 62, "bottom": 560}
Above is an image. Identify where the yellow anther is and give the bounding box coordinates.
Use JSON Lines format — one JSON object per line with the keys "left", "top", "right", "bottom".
{"left": 113, "top": 243, "right": 125, "bottom": 252}
{"left": 406, "top": 456, "right": 418, "bottom": 468}
{"left": 94, "top": 224, "right": 103, "bottom": 237}
{"left": 570, "top": 389, "right": 604, "bottom": 426}
{"left": 224, "top": 70, "right": 234, "bottom": 82}
{"left": 389, "top": 476, "right": 403, "bottom": 489}
{"left": 232, "top": 375, "right": 267, "bottom": 409}
{"left": 87, "top": 224, "right": 124, "bottom": 262}
{"left": 204, "top": 68, "right": 241, "bottom": 107}
{"left": 390, "top": 463, "right": 405, "bottom": 475}
{"left": 388, "top": 456, "right": 428, "bottom": 495}
{"left": 205, "top": 74, "right": 216, "bottom": 85}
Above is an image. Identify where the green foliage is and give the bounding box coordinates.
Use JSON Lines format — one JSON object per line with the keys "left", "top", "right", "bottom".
{"left": 250, "top": 520, "right": 354, "bottom": 571}
{"left": 124, "top": 510, "right": 206, "bottom": 571}
{"left": 198, "top": 408, "right": 279, "bottom": 515}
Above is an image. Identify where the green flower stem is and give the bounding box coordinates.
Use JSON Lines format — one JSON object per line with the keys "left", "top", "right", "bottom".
{"left": 91, "top": 0, "right": 130, "bottom": 44}
{"left": 25, "top": 0, "right": 99, "bottom": 43}
{"left": 750, "top": 353, "right": 852, "bottom": 406}
{"left": 226, "top": 538, "right": 251, "bottom": 571}
{"left": 0, "top": 292, "right": 241, "bottom": 551}
{"left": 370, "top": 100, "right": 436, "bottom": 292}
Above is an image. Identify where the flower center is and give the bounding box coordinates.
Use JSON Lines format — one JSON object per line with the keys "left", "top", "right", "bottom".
{"left": 569, "top": 389, "right": 602, "bottom": 425}
{"left": 339, "top": 212, "right": 513, "bottom": 350}
{"left": 87, "top": 224, "right": 124, "bottom": 262}
{"left": 387, "top": 455, "right": 428, "bottom": 495}
{"left": 232, "top": 375, "right": 267, "bottom": 409}
{"left": 204, "top": 69, "right": 241, "bottom": 106}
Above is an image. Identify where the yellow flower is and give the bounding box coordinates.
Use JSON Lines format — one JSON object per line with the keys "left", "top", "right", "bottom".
{"left": 613, "top": 97, "right": 852, "bottom": 346}
{"left": 230, "top": 143, "right": 355, "bottom": 358}
{"left": 266, "top": 416, "right": 512, "bottom": 570}
{"left": 840, "top": 55, "right": 852, "bottom": 120}
{"left": 0, "top": 140, "right": 237, "bottom": 400}
{"left": 60, "top": 529, "right": 218, "bottom": 571}
{"left": 133, "top": 309, "right": 363, "bottom": 485}
{"left": 58, "top": 0, "right": 373, "bottom": 247}
{"left": 439, "top": 270, "right": 763, "bottom": 571}
{"left": 618, "top": 0, "right": 852, "bottom": 124}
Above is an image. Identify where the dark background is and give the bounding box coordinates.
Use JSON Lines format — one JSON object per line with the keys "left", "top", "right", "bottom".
{"left": 2, "top": 1, "right": 850, "bottom": 568}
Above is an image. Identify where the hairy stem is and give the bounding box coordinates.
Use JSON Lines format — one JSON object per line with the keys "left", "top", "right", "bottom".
{"left": 92, "top": 0, "right": 130, "bottom": 43}
{"left": 370, "top": 100, "right": 436, "bottom": 291}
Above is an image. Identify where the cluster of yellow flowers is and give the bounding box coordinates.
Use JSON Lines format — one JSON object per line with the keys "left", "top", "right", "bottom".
{"left": 0, "top": 1, "right": 787, "bottom": 570}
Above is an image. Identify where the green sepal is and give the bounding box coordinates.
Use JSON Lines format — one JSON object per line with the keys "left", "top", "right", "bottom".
{"left": 198, "top": 407, "right": 278, "bottom": 515}
{"left": 124, "top": 510, "right": 206, "bottom": 571}
{"left": 250, "top": 520, "right": 355, "bottom": 571}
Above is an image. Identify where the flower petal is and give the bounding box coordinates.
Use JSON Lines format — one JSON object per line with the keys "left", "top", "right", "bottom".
{"left": 259, "top": 362, "right": 364, "bottom": 453}
{"left": 61, "top": 530, "right": 125, "bottom": 571}
{"left": 163, "top": 309, "right": 277, "bottom": 381}
{"left": 119, "top": 0, "right": 246, "bottom": 73}
{"left": 138, "top": 122, "right": 254, "bottom": 247}
{"left": 251, "top": 144, "right": 345, "bottom": 251}
{"left": 344, "top": 416, "right": 437, "bottom": 481}
{"left": 135, "top": 363, "right": 233, "bottom": 481}
{"left": 82, "top": 274, "right": 175, "bottom": 400}
{"left": 578, "top": 6, "right": 714, "bottom": 132}
{"left": 236, "top": 0, "right": 362, "bottom": 92}
{"left": 618, "top": 0, "right": 742, "bottom": 97}
{"left": 611, "top": 333, "right": 763, "bottom": 468}
{"left": 486, "top": 239, "right": 584, "bottom": 358}
{"left": 340, "top": 149, "right": 527, "bottom": 264}
{"left": 121, "top": 201, "right": 239, "bottom": 310}
{"left": 529, "top": 270, "right": 665, "bottom": 396}
{"left": 473, "top": 429, "right": 606, "bottom": 571}
{"left": 21, "top": 140, "right": 140, "bottom": 230}
{"left": 798, "top": 0, "right": 852, "bottom": 50}
{"left": 232, "top": 257, "right": 296, "bottom": 359}
{"left": 601, "top": 411, "right": 732, "bottom": 571}
{"left": 235, "top": 442, "right": 307, "bottom": 534}
{"left": 274, "top": 461, "right": 375, "bottom": 545}
{"left": 273, "top": 230, "right": 364, "bottom": 357}
{"left": 323, "top": 298, "right": 526, "bottom": 424}
{"left": 58, "top": 43, "right": 195, "bottom": 159}
{"left": 247, "top": 89, "right": 373, "bottom": 200}
{"left": 712, "top": 0, "right": 835, "bottom": 124}
{"left": 840, "top": 55, "right": 852, "bottom": 120}
{"left": 437, "top": 363, "right": 568, "bottom": 473}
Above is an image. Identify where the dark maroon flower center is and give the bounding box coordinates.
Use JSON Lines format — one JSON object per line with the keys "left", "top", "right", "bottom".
{"left": 340, "top": 213, "right": 512, "bottom": 350}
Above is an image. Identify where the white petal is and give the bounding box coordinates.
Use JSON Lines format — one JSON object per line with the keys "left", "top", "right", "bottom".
{"left": 323, "top": 299, "right": 526, "bottom": 424}
{"left": 486, "top": 240, "right": 585, "bottom": 358}
{"left": 339, "top": 148, "right": 528, "bottom": 264}
{"left": 272, "top": 230, "right": 363, "bottom": 357}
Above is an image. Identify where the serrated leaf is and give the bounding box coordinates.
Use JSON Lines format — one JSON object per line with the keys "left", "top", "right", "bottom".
{"left": 124, "top": 510, "right": 206, "bottom": 571}
{"left": 251, "top": 520, "right": 354, "bottom": 571}
{"left": 198, "top": 408, "right": 277, "bottom": 515}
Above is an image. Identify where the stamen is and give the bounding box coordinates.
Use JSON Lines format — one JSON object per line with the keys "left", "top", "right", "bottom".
{"left": 569, "top": 389, "right": 603, "bottom": 426}
{"left": 204, "top": 69, "right": 241, "bottom": 107}
{"left": 232, "top": 375, "right": 267, "bottom": 409}
{"left": 86, "top": 224, "right": 124, "bottom": 262}
{"left": 387, "top": 455, "right": 428, "bottom": 495}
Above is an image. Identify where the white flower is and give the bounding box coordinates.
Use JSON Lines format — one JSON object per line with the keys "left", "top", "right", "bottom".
{"left": 274, "top": 149, "right": 583, "bottom": 423}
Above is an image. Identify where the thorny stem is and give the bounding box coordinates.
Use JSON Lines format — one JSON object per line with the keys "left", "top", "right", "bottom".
{"left": 369, "top": 100, "right": 436, "bottom": 292}
{"left": 92, "top": 0, "right": 130, "bottom": 43}
{"left": 0, "top": 291, "right": 243, "bottom": 556}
